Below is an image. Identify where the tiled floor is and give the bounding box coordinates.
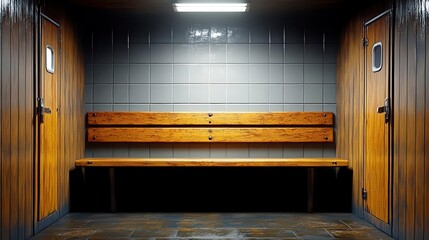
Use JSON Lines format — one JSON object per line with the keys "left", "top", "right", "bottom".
{"left": 32, "top": 213, "right": 394, "bottom": 240}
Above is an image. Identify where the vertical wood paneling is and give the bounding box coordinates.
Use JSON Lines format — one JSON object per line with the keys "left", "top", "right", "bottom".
{"left": 414, "top": 1, "right": 425, "bottom": 239}
{"left": 0, "top": 0, "right": 34, "bottom": 239}
{"left": 425, "top": 6, "right": 429, "bottom": 237}
{"left": 2, "top": 2, "right": 12, "bottom": 239}
{"left": 337, "top": 14, "right": 364, "bottom": 218}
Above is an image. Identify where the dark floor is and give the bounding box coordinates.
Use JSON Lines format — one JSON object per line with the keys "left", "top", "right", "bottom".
{"left": 32, "top": 213, "right": 393, "bottom": 240}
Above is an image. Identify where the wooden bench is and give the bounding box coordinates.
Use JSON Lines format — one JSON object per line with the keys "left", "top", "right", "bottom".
{"left": 76, "top": 112, "right": 348, "bottom": 212}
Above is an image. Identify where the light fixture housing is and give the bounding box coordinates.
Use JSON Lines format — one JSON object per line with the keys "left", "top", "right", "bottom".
{"left": 173, "top": 3, "right": 248, "bottom": 12}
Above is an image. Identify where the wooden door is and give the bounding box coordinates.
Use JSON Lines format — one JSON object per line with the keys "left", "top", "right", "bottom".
{"left": 363, "top": 12, "right": 391, "bottom": 224}
{"left": 38, "top": 16, "right": 60, "bottom": 221}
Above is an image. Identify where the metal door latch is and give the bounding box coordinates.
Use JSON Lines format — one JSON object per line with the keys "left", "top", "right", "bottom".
{"left": 37, "top": 98, "right": 51, "bottom": 123}
{"left": 376, "top": 98, "right": 390, "bottom": 123}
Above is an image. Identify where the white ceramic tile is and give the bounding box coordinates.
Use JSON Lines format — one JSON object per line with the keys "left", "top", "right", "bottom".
{"left": 113, "top": 84, "right": 128, "bottom": 104}
{"left": 284, "top": 84, "right": 303, "bottom": 103}
{"left": 189, "top": 44, "right": 209, "bottom": 63}
{"left": 129, "top": 44, "right": 150, "bottom": 63}
{"left": 284, "top": 143, "right": 304, "bottom": 158}
{"left": 270, "top": 64, "right": 283, "bottom": 83}
{"left": 250, "top": 84, "right": 269, "bottom": 103}
{"left": 227, "top": 26, "right": 249, "bottom": 43}
{"left": 324, "top": 64, "right": 337, "bottom": 83}
{"left": 188, "top": 25, "right": 210, "bottom": 43}
{"left": 227, "top": 44, "right": 249, "bottom": 63}
{"left": 270, "top": 44, "right": 284, "bottom": 63}
{"left": 85, "top": 64, "right": 93, "bottom": 83}
{"left": 129, "top": 104, "right": 150, "bottom": 111}
{"left": 151, "top": 44, "right": 173, "bottom": 63}
{"left": 304, "top": 84, "right": 323, "bottom": 104}
{"left": 93, "top": 145, "right": 113, "bottom": 157}
{"left": 285, "top": 23, "right": 304, "bottom": 43}
{"left": 269, "top": 84, "right": 284, "bottom": 103}
{"left": 129, "top": 25, "right": 149, "bottom": 43}
{"left": 150, "top": 22, "right": 172, "bottom": 43}
{"left": 324, "top": 84, "right": 336, "bottom": 103}
{"left": 173, "top": 64, "right": 190, "bottom": 83}
{"left": 129, "top": 84, "right": 150, "bottom": 103}
{"left": 323, "top": 143, "right": 336, "bottom": 157}
{"left": 284, "top": 64, "right": 304, "bottom": 83}
{"left": 227, "top": 64, "right": 249, "bottom": 83}
{"left": 129, "top": 64, "right": 150, "bottom": 83}
{"left": 269, "top": 104, "right": 284, "bottom": 111}
{"left": 173, "top": 104, "right": 190, "bottom": 112}
{"left": 113, "top": 144, "right": 129, "bottom": 157}
{"left": 150, "top": 143, "right": 173, "bottom": 157}
{"left": 226, "top": 143, "right": 249, "bottom": 157}
{"left": 190, "top": 84, "right": 209, "bottom": 103}
{"left": 93, "top": 84, "right": 113, "bottom": 103}
{"left": 210, "top": 64, "right": 226, "bottom": 83}
{"left": 250, "top": 104, "right": 269, "bottom": 111}
{"left": 188, "top": 105, "right": 210, "bottom": 111}
{"left": 94, "top": 64, "right": 113, "bottom": 83}
{"left": 284, "top": 44, "right": 304, "bottom": 63}
{"left": 304, "top": 104, "right": 323, "bottom": 111}
{"left": 325, "top": 44, "right": 338, "bottom": 64}
{"left": 227, "top": 84, "right": 248, "bottom": 103}
{"left": 113, "top": 105, "right": 129, "bottom": 112}
{"left": 209, "top": 44, "right": 226, "bottom": 63}
{"left": 150, "top": 104, "right": 173, "bottom": 111}
{"left": 151, "top": 85, "right": 173, "bottom": 103}
{"left": 85, "top": 104, "right": 93, "bottom": 113}
{"left": 209, "top": 104, "right": 227, "bottom": 112}
{"left": 173, "top": 143, "right": 190, "bottom": 157}
{"left": 93, "top": 43, "right": 113, "bottom": 64}
{"left": 269, "top": 143, "right": 284, "bottom": 157}
{"left": 304, "top": 44, "right": 323, "bottom": 63}
{"left": 249, "top": 44, "right": 269, "bottom": 63}
{"left": 210, "top": 143, "right": 227, "bottom": 158}
{"left": 226, "top": 104, "right": 249, "bottom": 112}
{"left": 249, "top": 64, "right": 269, "bottom": 83}
{"left": 249, "top": 143, "right": 269, "bottom": 157}
{"left": 173, "top": 84, "right": 189, "bottom": 103}
{"left": 113, "top": 44, "right": 128, "bottom": 64}
{"left": 93, "top": 104, "right": 113, "bottom": 111}
{"left": 284, "top": 104, "right": 304, "bottom": 111}
{"left": 173, "top": 44, "right": 190, "bottom": 63}
{"left": 303, "top": 143, "right": 323, "bottom": 157}
{"left": 304, "top": 64, "right": 323, "bottom": 83}
{"left": 210, "top": 26, "right": 227, "bottom": 43}
{"left": 189, "top": 143, "right": 210, "bottom": 157}
{"left": 250, "top": 22, "right": 269, "bottom": 43}
{"left": 210, "top": 84, "right": 227, "bottom": 103}
{"left": 270, "top": 23, "right": 284, "bottom": 43}
{"left": 114, "top": 64, "right": 129, "bottom": 84}
{"left": 151, "top": 64, "right": 173, "bottom": 83}
{"left": 128, "top": 144, "right": 150, "bottom": 157}
{"left": 85, "top": 84, "right": 93, "bottom": 104}
{"left": 190, "top": 64, "right": 209, "bottom": 83}
{"left": 323, "top": 104, "right": 337, "bottom": 115}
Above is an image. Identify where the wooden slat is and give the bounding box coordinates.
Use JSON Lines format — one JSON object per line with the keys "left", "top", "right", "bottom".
{"left": 88, "top": 127, "right": 334, "bottom": 143}
{"left": 76, "top": 158, "right": 349, "bottom": 167}
{"left": 87, "top": 112, "right": 334, "bottom": 126}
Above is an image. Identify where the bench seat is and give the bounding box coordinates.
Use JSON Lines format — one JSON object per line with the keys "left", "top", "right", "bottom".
{"left": 76, "top": 157, "right": 349, "bottom": 167}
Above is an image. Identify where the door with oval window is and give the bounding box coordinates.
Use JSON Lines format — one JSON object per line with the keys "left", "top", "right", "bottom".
{"left": 363, "top": 11, "right": 392, "bottom": 230}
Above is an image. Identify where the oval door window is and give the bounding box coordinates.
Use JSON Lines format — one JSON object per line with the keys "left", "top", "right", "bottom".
{"left": 46, "top": 45, "right": 55, "bottom": 73}
{"left": 372, "top": 42, "right": 382, "bottom": 72}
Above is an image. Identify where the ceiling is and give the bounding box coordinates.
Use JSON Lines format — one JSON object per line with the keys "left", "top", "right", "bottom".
{"left": 66, "top": 0, "right": 354, "bottom": 14}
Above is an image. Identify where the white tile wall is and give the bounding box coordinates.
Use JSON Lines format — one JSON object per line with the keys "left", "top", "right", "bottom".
{"left": 85, "top": 15, "right": 339, "bottom": 158}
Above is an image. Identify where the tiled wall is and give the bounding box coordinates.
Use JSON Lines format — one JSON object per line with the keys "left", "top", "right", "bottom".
{"left": 84, "top": 14, "right": 338, "bottom": 158}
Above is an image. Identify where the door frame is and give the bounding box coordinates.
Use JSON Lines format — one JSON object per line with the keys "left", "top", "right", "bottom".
{"left": 362, "top": 9, "right": 394, "bottom": 235}
{"left": 34, "top": 11, "right": 61, "bottom": 233}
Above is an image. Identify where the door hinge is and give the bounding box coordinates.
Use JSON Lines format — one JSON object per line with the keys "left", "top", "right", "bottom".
{"left": 37, "top": 98, "right": 52, "bottom": 123}
{"left": 362, "top": 188, "right": 368, "bottom": 200}
{"left": 363, "top": 38, "right": 369, "bottom": 47}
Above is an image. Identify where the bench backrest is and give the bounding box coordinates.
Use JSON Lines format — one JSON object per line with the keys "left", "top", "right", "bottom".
{"left": 87, "top": 112, "right": 334, "bottom": 143}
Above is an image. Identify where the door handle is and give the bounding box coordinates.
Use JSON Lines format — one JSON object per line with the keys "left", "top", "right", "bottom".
{"left": 37, "top": 98, "right": 52, "bottom": 123}
{"left": 376, "top": 98, "right": 390, "bottom": 123}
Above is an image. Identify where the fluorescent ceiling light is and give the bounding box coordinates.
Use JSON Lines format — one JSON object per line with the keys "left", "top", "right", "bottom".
{"left": 173, "top": 3, "right": 248, "bottom": 12}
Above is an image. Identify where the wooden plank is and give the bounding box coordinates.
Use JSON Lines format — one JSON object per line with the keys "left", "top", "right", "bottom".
{"left": 2, "top": 4, "right": 12, "bottom": 238}
{"left": 88, "top": 127, "right": 334, "bottom": 143}
{"left": 415, "top": 3, "right": 425, "bottom": 238}
{"left": 76, "top": 157, "right": 349, "bottom": 167}
{"left": 87, "top": 112, "right": 334, "bottom": 126}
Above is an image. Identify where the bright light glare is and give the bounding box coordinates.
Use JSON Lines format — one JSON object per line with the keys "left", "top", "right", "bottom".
{"left": 173, "top": 3, "right": 248, "bottom": 12}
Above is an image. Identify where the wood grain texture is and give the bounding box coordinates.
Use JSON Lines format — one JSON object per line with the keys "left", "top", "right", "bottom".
{"left": 337, "top": 13, "right": 364, "bottom": 218}
{"left": 76, "top": 158, "right": 349, "bottom": 167}
{"left": 87, "top": 112, "right": 334, "bottom": 126}
{"left": 88, "top": 127, "right": 334, "bottom": 143}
